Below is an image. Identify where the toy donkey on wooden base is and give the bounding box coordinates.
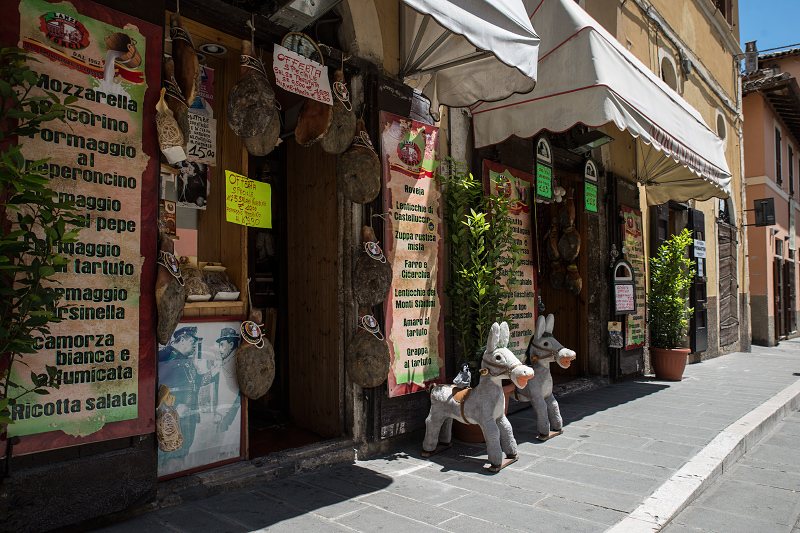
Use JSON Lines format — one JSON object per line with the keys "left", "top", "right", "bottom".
{"left": 515, "top": 314, "right": 576, "bottom": 441}
{"left": 422, "top": 322, "right": 534, "bottom": 472}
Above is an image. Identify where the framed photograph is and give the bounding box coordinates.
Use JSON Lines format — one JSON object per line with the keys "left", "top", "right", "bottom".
{"left": 157, "top": 318, "right": 245, "bottom": 479}
{"left": 176, "top": 160, "right": 209, "bottom": 209}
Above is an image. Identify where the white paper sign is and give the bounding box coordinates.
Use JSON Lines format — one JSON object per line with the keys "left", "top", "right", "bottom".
{"left": 273, "top": 44, "right": 332, "bottom": 105}
{"left": 693, "top": 239, "right": 706, "bottom": 258}
{"left": 187, "top": 111, "right": 217, "bottom": 166}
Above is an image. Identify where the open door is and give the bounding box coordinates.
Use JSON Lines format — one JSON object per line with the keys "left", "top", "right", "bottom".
{"left": 688, "top": 209, "right": 708, "bottom": 354}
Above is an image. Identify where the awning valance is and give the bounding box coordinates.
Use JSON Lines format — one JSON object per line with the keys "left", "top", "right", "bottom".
{"left": 470, "top": 0, "right": 732, "bottom": 206}
{"left": 401, "top": 0, "right": 540, "bottom": 121}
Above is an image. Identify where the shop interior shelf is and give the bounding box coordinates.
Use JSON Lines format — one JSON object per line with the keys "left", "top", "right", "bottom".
{"left": 182, "top": 299, "right": 247, "bottom": 318}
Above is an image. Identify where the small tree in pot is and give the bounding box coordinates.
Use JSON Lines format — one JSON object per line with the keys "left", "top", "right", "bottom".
{"left": 647, "top": 228, "right": 695, "bottom": 380}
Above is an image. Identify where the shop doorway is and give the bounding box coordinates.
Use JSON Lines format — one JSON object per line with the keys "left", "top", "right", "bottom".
{"left": 179, "top": 16, "right": 341, "bottom": 460}
{"left": 535, "top": 170, "right": 586, "bottom": 379}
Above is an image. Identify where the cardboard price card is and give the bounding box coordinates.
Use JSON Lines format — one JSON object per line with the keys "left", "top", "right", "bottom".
{"left": 225, "top": 171, "right": 272, "bottom": 228}
{"left": 272, "top": 44, "right": 332, "bottom": 104}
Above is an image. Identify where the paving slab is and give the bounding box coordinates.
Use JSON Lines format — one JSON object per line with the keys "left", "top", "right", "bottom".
{"left": 93, "top": 342, "right": 800, "bottom": 533}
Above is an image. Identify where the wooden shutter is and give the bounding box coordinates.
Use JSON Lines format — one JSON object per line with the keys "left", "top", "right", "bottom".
{"left": 718, "top": 222, "right": 739, "bottom": 347}
{"left": 651, "top": 203, "right": 669, "bottom": 257}
{"left": 689, "top": 209, "right": 708, "bottom": 353}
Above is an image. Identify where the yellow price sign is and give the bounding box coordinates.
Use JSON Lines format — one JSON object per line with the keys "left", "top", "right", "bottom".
{"left": 225, "top": 170, "right": 272, "bottom": 228}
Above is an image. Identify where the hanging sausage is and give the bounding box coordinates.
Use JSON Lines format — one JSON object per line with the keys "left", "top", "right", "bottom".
{"left": 338, "top": 119, "right": 381, "bottom": 204}
{"left": 320, "top": 70, "right": 357, "bottom": 154}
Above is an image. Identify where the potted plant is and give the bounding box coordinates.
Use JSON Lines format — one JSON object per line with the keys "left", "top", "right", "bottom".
{"left": 438, "top": 158, "right": 522, "bottom": 441}
{"left": 647, "top": 228, "right": 695, "bottom": 381}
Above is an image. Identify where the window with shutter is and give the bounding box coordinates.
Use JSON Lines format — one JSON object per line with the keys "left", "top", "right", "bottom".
{"left": 777, "top": 127, "right": 783, "bottom": 187}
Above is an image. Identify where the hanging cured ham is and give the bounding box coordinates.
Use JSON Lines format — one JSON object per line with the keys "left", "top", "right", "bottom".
{"left": 545, "top": 219, "right": 559, "bottom": 261}
{"left": 155, "top": 88, "right": 185, "bottom": 163}
{"left": 169, "top": 13, "right": 200, "bottom": 105}
{"left": 566, "top": 263, "right": 583, "bottom": 295}
{"left": 338, "top": 119, "right": 381, "bottom": 204}
{"left": 162, "top": 57, "right": 190, "bottom": 150}
{"left": 227, "top": 40, "right": 278, "bottom": 142}
{"left": 353, "top": 226, "right": 392, "bottom": 307}
{"left": 295, "top": 95, "right": 333, "bottom": 146}
{"left": 320, "top": 70, "right": 356, "bottom": 154}
{"left": 156, "top": 233, "right": 186, "bottom": 346}
{"left": 346, "top": 329, "right": 390, "bottom": 388}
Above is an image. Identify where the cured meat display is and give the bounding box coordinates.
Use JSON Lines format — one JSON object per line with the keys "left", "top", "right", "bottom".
{"left": 338, "top": 119, "right": 381, "bottom": 204}
{"left": 320, "top": 70, "right": 356, "bottom": 154}
{"left": 346, "top": 329, "right": 390, "bottom": 388}
{"left": 227, "top": 40, "right": 278, "bottom": 139}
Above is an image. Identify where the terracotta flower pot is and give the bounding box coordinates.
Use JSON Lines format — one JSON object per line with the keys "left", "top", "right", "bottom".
{"left": 452, "top": 382, "right": 516, "bottom": 443}
{"left": 650, "top": 347, "right": 690, "bottom": 381}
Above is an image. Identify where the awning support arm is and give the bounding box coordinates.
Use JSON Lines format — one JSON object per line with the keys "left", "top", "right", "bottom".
{"left": 405, "top": 51, "right": 492, "bottom": 77}
{"left": 406, "top": 29, "right": 452, "bottom": 74}
{"left": 403, "top": 14, "right": 432, "bottom": 74}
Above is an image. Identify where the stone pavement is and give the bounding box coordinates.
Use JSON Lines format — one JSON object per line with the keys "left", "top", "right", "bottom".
{"left": 94, "top": 340, "right": 800, "bottom": 532}
{"left": 662, "top": 405, "right": 800, "bottom": 532}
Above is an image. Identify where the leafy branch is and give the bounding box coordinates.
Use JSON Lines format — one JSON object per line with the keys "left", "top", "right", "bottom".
{"left": 0, "top": 46, "right": 84, "bottom": 427}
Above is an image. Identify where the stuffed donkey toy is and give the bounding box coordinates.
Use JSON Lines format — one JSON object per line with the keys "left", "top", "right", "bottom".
{"left": 515, "top": 314, "right": 576, "bottom": 440}
{"left": 422, "top": 322, "right": 534, "bottom": 471}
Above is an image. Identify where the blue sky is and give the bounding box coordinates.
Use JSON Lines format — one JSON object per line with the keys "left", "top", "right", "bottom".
{"left": 739, "top": 0, "right": 800, "bottom": 53}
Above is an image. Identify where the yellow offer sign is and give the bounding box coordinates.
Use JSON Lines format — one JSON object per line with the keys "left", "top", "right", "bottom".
{"left": 225, "top": 170, "right": 272, "bottom": 228}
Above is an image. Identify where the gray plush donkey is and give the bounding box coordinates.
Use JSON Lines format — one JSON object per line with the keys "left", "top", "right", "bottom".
{"left": 515, "top": 314, "right": 576, "bottom": 440}
{"left": 422, "top": 322, "right": 535, "bottom": 471}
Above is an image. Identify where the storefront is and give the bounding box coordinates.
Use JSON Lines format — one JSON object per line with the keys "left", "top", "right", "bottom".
{"left": 469, "top": 0, "right": 734, "bottom": 377}
{"left": 1, "top": 0, "right": 541, "bottom": 529}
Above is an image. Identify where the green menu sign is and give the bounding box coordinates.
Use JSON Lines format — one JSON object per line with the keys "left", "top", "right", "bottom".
{"left": 585, "top": 182, "right": 598, "bottom": 213}
{"left": 536, "top": 163, "right": 552, "bottom": 199}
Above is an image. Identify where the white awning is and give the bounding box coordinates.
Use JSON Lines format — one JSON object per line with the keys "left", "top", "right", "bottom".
{"left": 470, "top": 0, "right": 732, "bottom": 206}
{"left": 401, "top": 0, "right": 540, "bottom": 121}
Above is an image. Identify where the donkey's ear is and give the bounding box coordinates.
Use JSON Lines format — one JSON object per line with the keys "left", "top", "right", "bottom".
{"left": 487, "top": 322, "right": 500, "bottom": 352}
{"left": 545, "top": 314, "right": 555, "bottom": 333}
{"left": 535, "top": 316, "right": 546, "bottom": 339}
{"left": 499, "top": 322, "right": 510, "bottom": 348}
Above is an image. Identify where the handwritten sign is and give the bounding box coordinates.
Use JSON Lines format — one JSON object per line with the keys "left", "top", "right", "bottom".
{"left": 536, "top": 163, "right": 552, "bottom": 199}
{"left": 225, "top": 171, "right": 272, "bottom": 228}
{"left": 381, "top": 112, "right": 444, "bottom": 397}
{"left": 621, "top": 206, "right": 646, "bottom": 349}
{"left": 187, "top": 112, "right": 216, "bottom": 166}
{"left": 615, "top": 284, "right": 635, "bottom": 313}
{"left": 273, "top": 44, "right": 332, "bottom": 104}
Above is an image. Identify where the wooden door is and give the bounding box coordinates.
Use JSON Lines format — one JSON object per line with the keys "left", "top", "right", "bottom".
{"left": 717, "top": 222, "right": 739, "bottom": 347}
{"left": 286, "top": 141, "right": 340, "bottom": 438}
